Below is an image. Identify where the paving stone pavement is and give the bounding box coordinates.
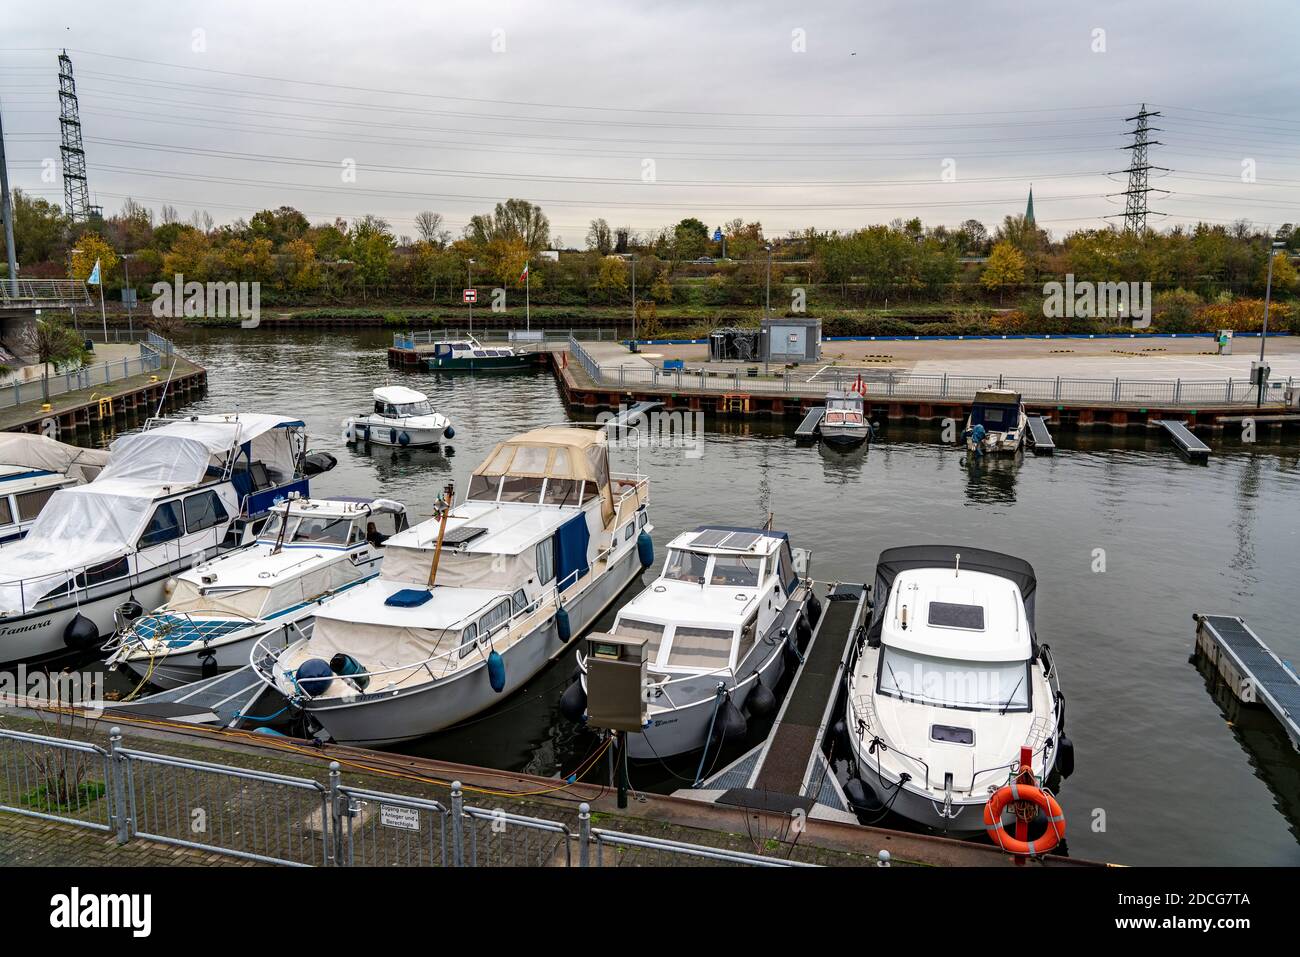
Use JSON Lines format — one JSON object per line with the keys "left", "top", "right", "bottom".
{"left": 0, "top": 813, "right": 261, "bottom": 866}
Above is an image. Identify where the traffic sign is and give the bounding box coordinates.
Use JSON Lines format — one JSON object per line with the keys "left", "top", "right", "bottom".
{"left": 462, "top": 289, "right": 477, "bottom": 303}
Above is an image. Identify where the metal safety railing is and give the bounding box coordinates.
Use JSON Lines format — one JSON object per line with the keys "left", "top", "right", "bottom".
{"left": 566, "top": 338, "right": 1296, "bottom": 408}
{"left": 395, "top": 328, "right": 620, "bottom": 350}
{"left": 0, "top": 279, "right": 91, "bottom": 308}
{"left": 0, "top": 726, "right": 834, "bottom": 867}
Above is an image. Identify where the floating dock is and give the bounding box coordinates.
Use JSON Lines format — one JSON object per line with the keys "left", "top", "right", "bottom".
{"left": 1194, "top": 614, "right": 1300, "bottom": 753}
{"left": 1026, "top": 415, "right": 1055, "bottom": 454}
{"left": 676, "top": 582, "right": 868, "bottom": 822}
{"left": 794, "top": 406, "right": 826, "bottom": 441}
{"left": 602, "top": 400, "right": 662, "bottom": 430}
{"left": 1154, "top": 419, "right": 1212, "bottom": 462}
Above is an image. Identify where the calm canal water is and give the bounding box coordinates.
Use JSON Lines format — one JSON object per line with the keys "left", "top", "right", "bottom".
{"left": 110, "top": 329, "right": 1300, "bottom": 865}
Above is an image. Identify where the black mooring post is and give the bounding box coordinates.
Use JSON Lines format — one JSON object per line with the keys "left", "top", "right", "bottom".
{"left": 617, "top": 731, "right": 629, "bottom": 809}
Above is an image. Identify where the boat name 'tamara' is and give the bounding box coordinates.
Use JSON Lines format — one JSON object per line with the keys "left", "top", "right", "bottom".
{"left": 49, "top": 887, "right": 151, "bottom": 937}
{"left": 0, "top": 619, "right": 52, "bottom": 636}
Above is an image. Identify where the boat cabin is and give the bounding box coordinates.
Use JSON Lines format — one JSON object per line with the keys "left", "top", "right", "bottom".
{"left": 371, "top": 386, "right": 434, "bottom": 419}
{"left": 430, "top": 339, "right": 517, "bottom": 361}
{"left": 968, "top": 389, "right": 1023, "bottom": 432}
{"left": 877, "top": 566, "right": 1033, "bottom": 713}
{"left": 610, "top": 526, "right": 801, "bottom": 676}
{"left": 824, "top": 391, "right": 865, "bottom": 428}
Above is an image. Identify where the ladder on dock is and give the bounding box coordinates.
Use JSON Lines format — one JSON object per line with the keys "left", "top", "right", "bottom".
{"left": 104, "top": 665, "right": 276, "bottom": 731}
{"left": 1194, "top": 615, "right": 1300, "bottom": 753}
{"left": 794, "top": 406, "right": 825, "bottom": 441}
{"left": 676, "top": 583, "right": 869, "bottom": 821}
{"left": 1026, "top": 415, "right": 1055, "bottom": 455}
{"left": 1155, "top": 419, "right": 1211, "bottom": 462}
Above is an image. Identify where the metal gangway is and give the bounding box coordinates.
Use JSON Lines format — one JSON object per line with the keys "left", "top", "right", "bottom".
{"left": 105, "top": 664, "right": 275, "bottom": 730}
{"left": 1154, "top": 419, "right": 1211, "bottom": 462}
{"left": 794, "top": 406, "right": 826, "bottom": 441}
{"left": 1026, "top": 415, "right": 1056, "bottom": 455}
{"left": 602, "top": 400, "right": 662, "bottom": 431}
{"left": 1194, "top": 615, "right": 1300, "bottom": 753}
{"left": 676, "top": 582, "right": 869, "bottom": 822}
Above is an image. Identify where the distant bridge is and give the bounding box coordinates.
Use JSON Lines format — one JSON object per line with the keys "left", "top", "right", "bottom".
{"left": 0, "top": 279, "right": 92, "bottom": 311}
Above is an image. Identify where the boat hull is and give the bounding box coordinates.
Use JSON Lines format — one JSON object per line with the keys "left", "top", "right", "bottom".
{"left": 421, "top": 354, "right": 537, "bottom": 372}
{"left": 301, "top": 543, "right": 646, "bottom": 746}
{"left": 821, "top": 427, "right": 869, "bottom": 448}
{"left": 116, "top": 619, "right": 308, "bottom": 691}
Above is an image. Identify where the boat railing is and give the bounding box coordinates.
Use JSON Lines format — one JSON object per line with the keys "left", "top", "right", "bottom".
{"left": 103, "top": 605, "right": 265, "bottom": 662}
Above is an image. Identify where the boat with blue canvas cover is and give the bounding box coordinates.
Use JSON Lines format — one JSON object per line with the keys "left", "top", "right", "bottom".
{"left": 0, "top": 413, "right": 320, "bottom": 666}
{"left": 965, "top": 389, "right": 1028, "bottom": 457}
{"left": 252, "top": 426, "right": 651, "bottom": 746}
{"left": 104, "top": 497, "right": 407, "bottom": 690}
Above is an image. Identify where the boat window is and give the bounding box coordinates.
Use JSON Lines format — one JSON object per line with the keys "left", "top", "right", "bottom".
{"left": 15, "top": 487, "right": 58, "bottom": 522}
{"left": 511, "top": 446, "right": 550, "bottom": 474}
{"left": 825, "top": 411, "right": 844, "bottom": 424}
{"left": 468, "top": 474, "right": 500, "bottom": 502}
{"left": 479, "top": 598, "right": 513, "bottom": 639}
{"left": 711, "top": 555, "right": 760, "bottom": 587}
{"left": 393, "top": 401, "right": 433, "bottom": 416}
{"left": 511, "top": 588, "right": 529, "bottom": 614}
{"left": 76, "top": 555, "right": 130, "bottom": 588}
{"left": 138, "top": 501, "right": 183, "bottom": 548}
{"left": 614, "top": 617, "right": 665, "bottom": 663}
{"left": 499, "top": 476, "right": 544, "bottom": 503}
{"left": 777, "top": 542, "right": 797, "bottom": 594}
{"left": 637, "top": 511, "right": 647, "bottom": 529}
{"left": 982, "top": 408, "right": 1006, "bottom": 425}
{"left": 736, "top": 616, "right": 758, "bottom": 663}
{"left": 543, "top": 478, "right": 581, "bottom": 506}
{"left": 623, "top": 522, "right": 635, "bottom": 542}
{"left": 928, "top": 601, "right": 985, "bottom": 631}
{"left": 373, "top": 401, "right": 386, "bottom": 415}
{"left": 535, "top": 540, "right": 556, "bottom": 585}
{"left": 877, "top": 647, "right": 1031, "bottom": 713}
{"left": 0, "top": 497, "right": 12, "bottom": 526}
{"left": 666, "top": 626, "right": 734, "bottom": 670}
{"left": 291, "top": 515, "right": 353, "bottom": 545}
{"left": 473, "top": 350, "right": 487, "bottom": 358}
{"left": 663, "top": 549, "right": 707, "bottom": 584}
{"left": 184, "top": 490, "right": 229, "bottom": 534}
{"left": 458, "top": 622, "right": 479, "bottom": 659}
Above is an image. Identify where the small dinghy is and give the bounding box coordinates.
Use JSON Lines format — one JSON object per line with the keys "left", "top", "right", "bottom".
{"left": 104, "top": 498, "right": 407, "bottom": 690}
{"left": 568, "top": 525, "right": 813, "bottom": 759}
{"left": 841, "top": 545, "right": 1071, "bottom": 836}
{"left": 344, "top": 386, "right": 454, "bottom": 448}
{"left": 964, "top": 389, "right": 1027, "bottom": 457}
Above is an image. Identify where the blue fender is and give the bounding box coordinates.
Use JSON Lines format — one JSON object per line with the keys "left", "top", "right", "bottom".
{"left": 637, "top": 530, "right": 654, "bottom": 568}
{"left": 444, "top": 425, "right": 456, "bottom": 439}
{"left": 388, "top": 428, "right": 397, "bottom": 444}
{"left": 398, "top": 431, "right": 410, "bottom": 446}
{"left": 555, "top": 606, "right": 571, "bottom": 643}
{"left": 487, "top": 650, "right": 506, "bottom": 693}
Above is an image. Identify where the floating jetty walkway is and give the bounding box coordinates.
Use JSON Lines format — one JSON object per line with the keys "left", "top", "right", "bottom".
{"left": 527, "top": 334, "right": 1300, "bottom": 433}
{"left": 1194, "top": 615, "right": 1300, "bottom": 753}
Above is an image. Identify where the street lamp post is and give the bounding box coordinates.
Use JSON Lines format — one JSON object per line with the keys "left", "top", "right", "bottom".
{"left": 630, "top": 253, "right": 638, "bottom": 353}
{"left": 764, "top": 243, "right": 772, "bottom": 375}
{"left": 467, "top": 258, "right": 475, "bottom": 337}
{"left": 122, "top": 253, "right": 134, "bottom": 338}
{"left": 1258, "top": 239, "right": 1286, "bottom": 408}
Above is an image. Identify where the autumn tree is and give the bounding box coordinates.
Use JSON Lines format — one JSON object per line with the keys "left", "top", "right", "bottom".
{"left": 981, "top": 241, "right": 1027, "bottom": 304}
{"left": 69, "top": 233, "right": 118, "bottom": 283}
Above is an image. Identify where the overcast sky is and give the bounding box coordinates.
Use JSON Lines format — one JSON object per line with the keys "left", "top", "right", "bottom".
{"left": 4, "top": 0, "right": 1298, "bottom": 243}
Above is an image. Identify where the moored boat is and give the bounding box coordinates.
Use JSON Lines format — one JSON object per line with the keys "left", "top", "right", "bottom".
{"left": 421, "top": 335, "right": 536, "bottom": 372}
{"left": 820, "top": 391, "right": 871, "bottom": 448}
{"left": 841, "top": 545, "right": 1072, "bottom": 836}
{"left": 252, "top": 426, "right": 652, "bottom": 746}
{"left": 964, "top": 389, "right": 1028, "bottom": 456}
{"left": 0, "top": 434, "right": 110, "bottom": 545}
{"left": 567, "top": 524, "right": 814, "bottom": 759}
{"left": 104, "top": 497, "right": 407, "bottom": 690}
{"left": 0, "top": 413, "right": 317, "bottom": 666}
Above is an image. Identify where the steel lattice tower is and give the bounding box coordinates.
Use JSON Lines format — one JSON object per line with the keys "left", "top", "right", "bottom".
{"left": 58, "top": 50, "right": 99, "bottom": 223}
{"left": 1108, "top": 104, "right": 1168, "bottom": 234}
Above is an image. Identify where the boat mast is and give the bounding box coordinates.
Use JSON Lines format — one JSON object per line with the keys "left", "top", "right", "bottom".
{"left": 427, "top": 482, "right": 454, "bottom": 587}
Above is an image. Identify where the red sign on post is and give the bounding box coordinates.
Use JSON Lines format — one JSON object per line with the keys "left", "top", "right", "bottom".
{"left": 462, "top": 289, "right": 477, "bottom": 303}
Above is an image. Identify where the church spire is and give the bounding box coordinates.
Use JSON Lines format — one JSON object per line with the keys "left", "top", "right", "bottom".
{"left": 1025, "top": 185, "right": 1035, "bottom": 225}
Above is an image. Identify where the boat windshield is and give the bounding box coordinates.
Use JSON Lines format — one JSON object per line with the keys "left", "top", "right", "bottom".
{"left": 392, "top": 401, "right": 433, "bottom": 416}
{"left": 710, "top": 555, "right": 761, "bottom": 587}
{"left": 877, "top": 647, "right": 1030, "bottom": 713}
{"left": 260, "top": 513, "right": 355, "bottom": 546}
{"left": 663, "top": 549, "right": 707, "bottom": 583}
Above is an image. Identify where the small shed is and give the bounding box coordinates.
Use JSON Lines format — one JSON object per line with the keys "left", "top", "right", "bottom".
{"left": 760, "top": 318, "right": 821, "bottom": 363}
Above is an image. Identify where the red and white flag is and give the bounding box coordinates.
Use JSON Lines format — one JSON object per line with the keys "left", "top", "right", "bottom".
{"left": 519, "top": 261, "right": 529, "bottom": 284}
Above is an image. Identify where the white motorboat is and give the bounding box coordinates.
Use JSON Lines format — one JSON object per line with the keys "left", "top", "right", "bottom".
{"left": 343, "top": 386, "right": 454, "bottom": 448}
{"left": 567, "top": 525, "right": 814, "bottom": 759}
{"left": 0, "top": 434, "right": 110, "bottom": 545}
{"left": 104, "top": 497, "right": 407, "bottom": 690}
{"left": 0, "top": 413, "right": 318, "bottom": 666}
{"left": 964, "top": 389, "right": 1028, "bottom": 456}
{"left": 253, "top": 426, "right": 652, "bottom": 746}
{"left": 842, "top": 545, "right": 1072, "bottom": 836}
{"left": 820, "top": 391, "right": 871, "bottom": 448}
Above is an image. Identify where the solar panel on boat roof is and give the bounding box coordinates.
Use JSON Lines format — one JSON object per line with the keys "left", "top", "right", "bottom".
{"left": 693, "top": 529, "right": 762, "bottom": 550}
{"left": 721, "top": 532, "right": 761, "bottom": 550}
{"left": 693, "top": 529, "right": 731, "bottom": 547}
{"left": 442, "top": 526, "right": 488, "bottom": 547}
{"left": 928, "top": 601, "right": 985, "bottom": 630}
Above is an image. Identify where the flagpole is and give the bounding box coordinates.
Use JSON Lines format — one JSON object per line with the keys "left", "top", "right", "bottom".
{"left": 98, "top": 277, "right": 107, "bottom": 341}
{"left": 525, "top": 266, "right": 530, "bottom": 332}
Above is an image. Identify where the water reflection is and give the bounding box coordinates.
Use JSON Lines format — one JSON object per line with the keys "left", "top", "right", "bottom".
{"left": 962, "top": 451, "right": 1021, "bottom": 504}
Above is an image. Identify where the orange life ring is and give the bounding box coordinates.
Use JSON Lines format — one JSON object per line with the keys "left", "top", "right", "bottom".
{"left": 983, "top": 782, "right": 1066, "bottom": 856}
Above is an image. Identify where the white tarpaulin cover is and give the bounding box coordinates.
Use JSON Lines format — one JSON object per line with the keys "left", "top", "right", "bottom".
{"left": 103, "top": 414, "right": 304, "bottom": 487}
{"left": 380, "top": 546, "right": 535, "bottom": 590}
{"left": 0, "top": 481, "right": 159, "bottom": 613}
{"left": 0, "top": 434, "right": 110, "bottom": 481}
{"left": 168, "top": 560, "right": 359, "bottom": 620}
{"left": 100, "top": 433, "right": 219, "bottom": 486}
